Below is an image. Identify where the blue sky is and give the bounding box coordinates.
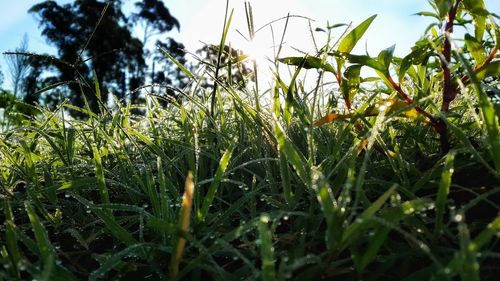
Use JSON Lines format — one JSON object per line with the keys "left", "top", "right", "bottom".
{"left": 1, "top": 0, "right": 499, "bottom": 90}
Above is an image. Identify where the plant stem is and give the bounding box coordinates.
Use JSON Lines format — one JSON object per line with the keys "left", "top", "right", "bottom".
{"left": 386, "top": 74, "right": 449, "bottom": 152}
{"left": 440, "top": 0, "right": 461, "bottom": 112}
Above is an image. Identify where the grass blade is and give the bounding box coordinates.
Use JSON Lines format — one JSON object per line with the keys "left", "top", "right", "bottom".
{"left": 258, "top": 214, "right": 276, "bottom": 281}
{"left": 169, "top": 171, "right": 195, "bottom": 279}
{"left": 434, "top": 152, "right": 455, "bottom": 237}
{"left": 198, "top": 148, "right": 233, "bottom": 222}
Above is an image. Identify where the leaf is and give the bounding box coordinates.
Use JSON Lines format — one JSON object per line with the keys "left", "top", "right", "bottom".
{"left": 377, "top": 45, "right": 396, "bottom": 70}
{"left": 274, "top": 119, "right": 310, "bottom": 185}
{"left": 258, "top": 214, "right": 276, "bottom": 281}
{"left": 463, "top": 0, "right": 488, "bottom": 39}
{"left": 313, "top": 113, "right": 351, "bottom": 127}
{"left": 338, "top": 15, "right": 377, "bottom": 53}
{"left": 398, "top": 39, "right": 432, "bottom": 80}
{"left": 413, "top": 11, "right": 440, "bottom": 19}
{"left": 90, "top": 243, "right": 155, "bottom": 281}
{"left": 198, "top": 148, "right": 234, "bottom": 221}
{"left": 463, "top": 0, "right": 488, "bottom": 16}
{"left": 170, "top": 171, "right": 195, "bottom": 279}
{"left": 434, "top": 0, "right": 452, "bottom": 18}
{"left": 342, "top": 185, "right": 397, "bottom": 245}
{"left": 25, "top": 201, "right": 53, "bottom": 263}
{"left": 434, "top": 152, "right": 455, "bottom": 237}
{"left": 476, "top": 60, "right": 500, "bottom": 80}
{"left": 464, "top": 34, "right": 487, "bottom": 64}
{"left": 327, "top": 23, "right": 348, "bottom": 29}
{"left": 71, "top": 194, "right": 136, "bottom": 246}
{"left": 331, "top": 52, "right": 386, "bottom": 72}
{"left": 92, "top": 144, "right": 110, "bottom": 205}
{"left": 158, "top": 45, "right": 196, "bottom": 81}
{"left": 364, "top": 98, "right": 420, "bottom": 119}
{"left": 278, "top": 56, "right": 336, "bottom": 74}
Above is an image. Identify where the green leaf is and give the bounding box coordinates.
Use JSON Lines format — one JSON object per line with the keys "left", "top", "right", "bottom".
{"left": 342, "top": 185, "right": 397, "bottom": 245}
{"left": 72, "top": 194, "right": 136, "bottom": 246}
{"left": 464, "top": 34, "right": 487, "bottom": 64}
{"left": 258, "top": 214, "right": 276, "bottom": 281}
{"left": 414, "top": 11, "right": 440, "bottom": 19}
{"left": 198, "top": 148, "right": 234, "bottom": 221}
{"left": 25, "top": 201, "right": 53, "bottom": 263}
{"left": 463, "top": 0, "right": 488, "bottom": 16}
{"left": 331, "top": 52, "right": 386, "bottom": 72}
{"left": 434, "top": 152, "right": 455, "bottom": 237}
{"left": 476, "top": 60, "right": 500, "bottom": 80}
{"left": 92, "top": 144, "right": 110, "bottom": 205}
{"left": 158, "top": 45, "right": 196, "bottom": 81}
{"left": 377, "top": 45, "right": 396, "bottom": 70}
{"left": 343, "top": 64, "right": 363, "bottom": 101}
{"left": 274, "top": 118, "right": 310, "bottom": 186}
{"left": 338, "top": 15, "right": 377, "bottom": 53}
{"left": 90, "top": 243, "right": 156, "bottom": 281}
{"left": 278, "top": 56, "right": 336, "bottom": 74}
{"left": 398, "top": 39, "right": 432, "bottom": 80}
{"left": 344, "top": 64, "right": 362, "bottom": 88}
{"left": 434, "top": 0, "right": 452, "bottom": 18}
{"left": 463, "top": 0, "right": 488, "bottom": 39}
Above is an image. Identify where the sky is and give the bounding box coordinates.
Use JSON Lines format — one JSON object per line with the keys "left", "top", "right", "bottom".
{"left": 1, "top": 0, "right": 499, "bottom": 90}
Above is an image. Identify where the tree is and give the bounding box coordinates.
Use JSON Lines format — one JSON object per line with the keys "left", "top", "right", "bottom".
{"left": 4, "top": 34, "right": 31, "bottom": 98}
{"left": 28, "top": 0, "right": 184, "bottom": 117}
{"left": 193, "top": 44, "right": 254, "bottom": 90}
{"left": 131, "top": 0, "right": 187, "bottom": 103}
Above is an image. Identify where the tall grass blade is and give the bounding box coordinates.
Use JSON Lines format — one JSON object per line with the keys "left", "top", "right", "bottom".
{"left": 258, "top": 214, "right": 276, "bottom": 281}
{"left": 198, "top": 148, "right": 233, "bottom": 221}
{"left": 92, "top": 144, "right": 110, "bottom": 205}
{"left": 169, "top": 171, "right": 195, "bottom": 279}
{"left": 434, "top": 152, "right": 455, "bottom": 237}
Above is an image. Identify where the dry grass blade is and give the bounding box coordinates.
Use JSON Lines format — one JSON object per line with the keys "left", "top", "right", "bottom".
{"left": 169, "top": 171, "right": 195, "bottom": 279}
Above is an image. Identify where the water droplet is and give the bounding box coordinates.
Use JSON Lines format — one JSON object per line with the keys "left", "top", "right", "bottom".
{"left": 453, "top": 213, "right": 463, "bottom": 222}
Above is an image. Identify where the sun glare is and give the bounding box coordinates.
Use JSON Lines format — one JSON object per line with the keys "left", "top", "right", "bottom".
{"left": 241, "top": 37, "right": 272, "bottom": 66}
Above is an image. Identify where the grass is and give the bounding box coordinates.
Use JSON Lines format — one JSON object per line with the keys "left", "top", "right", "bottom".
{"left": 1, "top": 1, "right": 500, "bottom": 280}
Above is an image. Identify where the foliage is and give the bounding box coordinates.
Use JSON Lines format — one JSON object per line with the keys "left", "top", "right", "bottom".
{"left": 4, "top": 34, "right": 31, "bottom": 99}
{"left": 0, "top": 1, "right": 499, "bottom": 281}
{"left": 26, "top": 0, "right": 184, "bottom": 117}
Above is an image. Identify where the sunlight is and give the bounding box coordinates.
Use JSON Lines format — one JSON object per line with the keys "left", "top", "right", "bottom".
{"left": 241, "top": 37, "right": 272, "bottom": 66}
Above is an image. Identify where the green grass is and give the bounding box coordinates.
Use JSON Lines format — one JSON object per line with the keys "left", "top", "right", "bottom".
{"left": 1, "top": 2, "right": 500, "bottom": 280}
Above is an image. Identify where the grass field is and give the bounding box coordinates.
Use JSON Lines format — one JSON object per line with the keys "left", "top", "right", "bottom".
{"left": 1, "top": 1, "right": 500, "bottom": 280}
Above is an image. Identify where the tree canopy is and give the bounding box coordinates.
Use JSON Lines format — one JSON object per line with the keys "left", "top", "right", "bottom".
{"left": 28, "top": 0, "right": 184, "bottom": 117}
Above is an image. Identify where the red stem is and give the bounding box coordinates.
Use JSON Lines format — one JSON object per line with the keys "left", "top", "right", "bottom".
{"left": 440, "top": 0, "right": 462, "bottom": 112}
